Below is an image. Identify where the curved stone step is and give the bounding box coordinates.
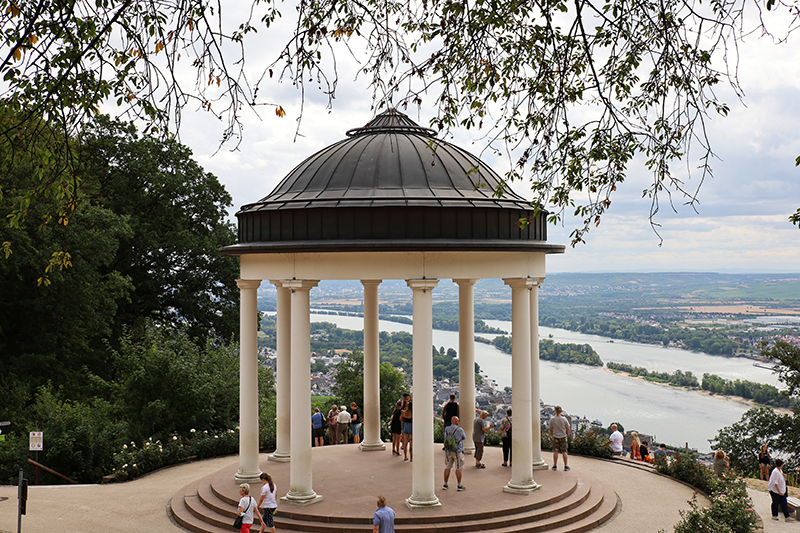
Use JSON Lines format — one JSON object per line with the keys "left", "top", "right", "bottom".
{"left": 171, "top": 447, "right": 620, "bottom": 533}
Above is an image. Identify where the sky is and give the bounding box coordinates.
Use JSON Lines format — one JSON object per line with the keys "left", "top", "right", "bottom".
{"left": 169, "top": 6, "right": 800, "bottom": 274}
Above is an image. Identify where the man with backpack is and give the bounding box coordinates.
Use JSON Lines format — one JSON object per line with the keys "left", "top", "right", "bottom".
{"left": 443, "top": 415, "right": 467, "bottom": 491}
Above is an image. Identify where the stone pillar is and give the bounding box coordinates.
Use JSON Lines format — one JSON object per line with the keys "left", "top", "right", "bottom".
{"left": 530, "top": 278, "right": 548, "bottom": 470}
{"left": 235, "top": 279, "right": 263, "bottom": 483}
{"left": 406, "top": 279, "right": 442, "bottom": 510}
{"left": 281, "top": 280, "right": 323, "bottom": 506}
{"left": 269, "top": 281, "right": 292, "bottom": 462}
{"left": 502, "top": 278, "right": 539, "bottom": 494}
{"left": 361, "top": 280, "right": 385, "bottom": 451}
{"left": 454, "top": 279, "right": 479, "bottom": 456}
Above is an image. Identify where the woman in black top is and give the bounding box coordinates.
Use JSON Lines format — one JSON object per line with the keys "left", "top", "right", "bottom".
{"left": 759, "top": 444, "right": 771, "bottom": 480}
{"left": 390, "top": 401, "right": 404, "bottom": 456}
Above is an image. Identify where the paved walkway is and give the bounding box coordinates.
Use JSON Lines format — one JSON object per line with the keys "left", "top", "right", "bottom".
{"left": 0, "top": 451, "right": 785, "bottom": 533}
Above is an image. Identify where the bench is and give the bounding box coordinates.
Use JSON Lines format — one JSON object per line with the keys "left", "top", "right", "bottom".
{"left": 787, "top": 496, "right": 800, "bottom": 517}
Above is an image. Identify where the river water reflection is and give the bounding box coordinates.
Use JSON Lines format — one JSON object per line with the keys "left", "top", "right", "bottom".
{"left": 308, "top": 313, "right": 778, "bottom": 452}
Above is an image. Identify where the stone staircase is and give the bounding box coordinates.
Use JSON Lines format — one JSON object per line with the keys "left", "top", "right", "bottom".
{"left": 170, "top": 447, "right": 618, "bottom": 533}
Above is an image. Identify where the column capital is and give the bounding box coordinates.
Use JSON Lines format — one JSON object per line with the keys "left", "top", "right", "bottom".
{"left": 236, "top": 279, "right": 262, "bottom": 290}
{"left": 360, "top": 279, "right": 383, "bottom": 287}
{"left": 452, "top": 278, "right": 479, "bottom": 286}
{"left": 503, "top": 277, "right": 544, "bottom": 289}
{"left": 281, "top": 279, "right": 319, "bottom": 291}
{"left": 406, "top": 278, "right": 439, "bottom": 291}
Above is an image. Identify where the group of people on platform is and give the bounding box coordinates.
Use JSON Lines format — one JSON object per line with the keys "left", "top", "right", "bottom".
{"left": 608, "top": 424, "right": 667, "bottom": 463}
{"left": 389, "top": 393, "right": 414, "bottom": 460}
{"left": 310, "top": 402, "right": 363, "bottom": 447}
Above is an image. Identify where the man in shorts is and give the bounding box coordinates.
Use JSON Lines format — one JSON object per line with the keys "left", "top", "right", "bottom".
{"left": 443, "top": 415, "right": 467, "bottom": 491}
{"left": 548, "top": 405, "right": 571, "bottom": 471}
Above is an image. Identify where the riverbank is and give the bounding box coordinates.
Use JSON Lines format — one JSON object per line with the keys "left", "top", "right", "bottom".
{"left": 603, "top": 367, "right": 793, "bottom": 415}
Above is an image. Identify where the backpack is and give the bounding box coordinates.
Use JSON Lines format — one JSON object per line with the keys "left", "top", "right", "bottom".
{"left": 444, "top": 426, "right": 457, "bottom": 451}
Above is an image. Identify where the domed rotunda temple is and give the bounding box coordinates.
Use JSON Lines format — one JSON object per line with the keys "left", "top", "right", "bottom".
{"left": 221, "top": 108, "right": 565, "bottom": 510}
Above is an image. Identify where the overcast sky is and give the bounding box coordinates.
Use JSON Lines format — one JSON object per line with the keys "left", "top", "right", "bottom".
{"left": 171, "top": 10, "right": 800, "bottom": 274}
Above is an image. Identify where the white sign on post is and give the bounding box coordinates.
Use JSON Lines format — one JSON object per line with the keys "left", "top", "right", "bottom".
{"left": 29, "top": 432, "right": 43, "bottom": 451}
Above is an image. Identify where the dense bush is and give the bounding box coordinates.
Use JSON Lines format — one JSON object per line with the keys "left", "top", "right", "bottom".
{"left": 671, "top": 481, "right": 758, "bottom": 533}
{"left": 656, "top": 452, "right": 758, "bottom": 533}
{"left": 541, "top": 425, "right": 614, "bottom": 459}
{"left": 0, "top": 324, "right": 275, "bottom": 484}
{"left": 112, "top": 429, "right": 239, "bottom": 481}
{"left": 711, "top": 407, "right": 800, "bottom": 476}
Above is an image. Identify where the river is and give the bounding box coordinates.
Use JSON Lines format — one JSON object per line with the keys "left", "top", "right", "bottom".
{"left": 307, "top": 312, "right": 780, "bottom": 452}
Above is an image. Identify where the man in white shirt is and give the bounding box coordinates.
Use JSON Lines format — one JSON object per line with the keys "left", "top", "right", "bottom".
{"left": 768, "top": 458, "right": 795, "bottom": 522}
{"left": 609, "top": 424, "right": 623, "bottom": 456}
{"left": 337, "top": 405, "right": 351, "bottom": 444}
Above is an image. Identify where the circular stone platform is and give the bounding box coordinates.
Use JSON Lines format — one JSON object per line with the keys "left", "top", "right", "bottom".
{"left": 171, "top": 445, "right": 618, "bottom": 533}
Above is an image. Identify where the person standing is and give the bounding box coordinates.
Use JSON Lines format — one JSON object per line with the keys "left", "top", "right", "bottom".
{"left": 472, "top": 410, "right": 494, "bottom": 468}
{"left": 713, "top": 450, "right": 729, "bottom": 478}
{"left": 768, "top": 458, "right": 795, "bottom": 522}
{"left": 327, "top": 404, "right": 340, "bottom": 445}
{"left": 401, "top": 400, "right": 413, "bottom": 461}
{"left": 443, "top": 415, "right": 467, "bottom": 491}
{"left": 372, "top": 495, "right": 395, "bottom": 533}
{"left": 311, "top": 408, "right": 325, "bottom": 448}
{"left": 759, "top": 444, "right": 771, "bottom": 481}
{"left": 350, "top": 402, "right": 362, "bottom": 445}
{"left": 257, "top": 473, "right": 278, "bottom": 533}
{"left": 609, "top": 424, "right": 623, "bottom": 456}
{"left": 337, "top": 405, "right": 351, "bottom": 444}
{"left": 390, "top": 400, "right": 403, "bottom": 456}
{"left": 548, "top": 405, "right": 571, "bottom": 471}
{"left": 442, "top": 394, "right": 459, "bottom": 429}
{"left": 499, "top": 408, "right": 512, "bottom": 467}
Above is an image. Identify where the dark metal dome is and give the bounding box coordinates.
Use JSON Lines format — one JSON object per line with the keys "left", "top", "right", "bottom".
{"left": 223, "top": 109, "right": 563, "bottom": 254}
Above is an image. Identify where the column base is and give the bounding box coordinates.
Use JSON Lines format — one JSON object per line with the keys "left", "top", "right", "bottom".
{"left": 280, "top": 492, "right": 323, "bottom": 506}
{"left": 268, "top": 452, "right": 291, "bottom": 463}
{"left": 503, "top": 480, "right": 541, "bottom": 495}
{"left": 532, "top": 459, "right": 549, "bottom": 470}
{"left": 360, "top": 441, "right": 386, "bottom": 451}
{"left": 405, "top": 495, "right": 442, "bottom": 510}
{"left": 464, "top": 444, "right": 475, "bottom": 456}
{"left": 234, "top": 469, "right": 262, "bottom": 484}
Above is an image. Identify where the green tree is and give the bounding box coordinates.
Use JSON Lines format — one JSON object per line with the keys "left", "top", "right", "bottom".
{"left": 331, "top": 352, "right": 409, "bottom": 420}
{"left": 764, "top": 341, "right": 800, "bottom": 406}
{"left": 712, "top": 342, "right": 800, "bottom": 475}
{"left": 0, "top": 117, "right": 239, "bottom": 397}
{"left": 2, "top": 0, "right": 797, "bottom": 253}
{"left": 79, "top": 116, "right": 239, "bottom": 340}
{"left": 106, "top": 325, "right": 243, "bottom": 442}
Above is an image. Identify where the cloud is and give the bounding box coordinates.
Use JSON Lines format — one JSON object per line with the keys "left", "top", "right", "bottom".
{"left": 168, "top": 5, "right": 800, "bottom": 274}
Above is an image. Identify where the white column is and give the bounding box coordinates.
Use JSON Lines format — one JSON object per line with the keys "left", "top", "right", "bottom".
{"left": 530, "top": 278, "right": 547, "bottom": 470}
{"left": 454, "top": 279, "right": 478, "bottom": 456}
{"left": 236, "top": 279, "right": 263, "bottom": 483}
{"left": 405, "top": 279, "right": 442, "bottom": 510}
{"left": 361, "top": 280, "right": 386, "bottom": 451}
{"left": 502, "top": 278, "right": 539, "bottom": 494}
{"left": 281, "top": 279, "right": 323, "bottom": 506}
{"left": 269, "top": 281, "right": 291, "bottom": 462}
